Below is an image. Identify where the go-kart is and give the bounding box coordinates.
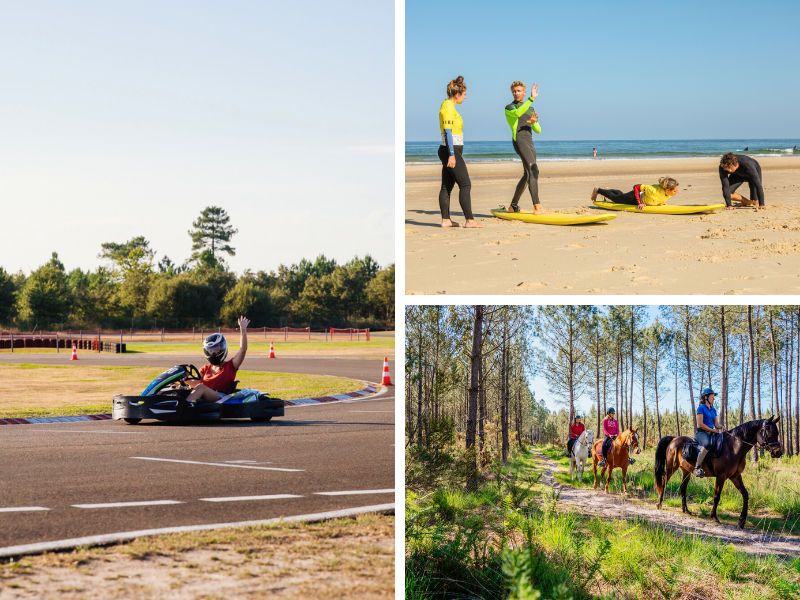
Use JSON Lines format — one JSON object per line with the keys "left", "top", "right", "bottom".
{"left": 112, "top": 364, "right": 284, "bottom": 424}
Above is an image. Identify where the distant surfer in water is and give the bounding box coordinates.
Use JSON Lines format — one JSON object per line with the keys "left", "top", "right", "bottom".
{"left": 743, "top": 146, "right": 749, "bottom": 151}
{"left": 590, "top": 177, "right": 680, "bottom": 209}
{"left": 719, "top": 152, "right": 765, "bottom": 210}
{"left": 437, "top": 76, "right": 484, "bottom": 228}
{"left": 593, "top": 148, "right": 597, "bottom": 158}
{"left": 505, "top": 81, "right": 550, "bottom": 214}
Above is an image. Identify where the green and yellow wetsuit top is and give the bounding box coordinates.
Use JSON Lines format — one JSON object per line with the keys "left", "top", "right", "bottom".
{"left": 439, "top": 99, "right": 463, "bottom": 155}
{"left": 504, "top": 96, "right": 541, "bottom": 142}
{"left": 638, "top": 184, "right": 671, "bottom": 206}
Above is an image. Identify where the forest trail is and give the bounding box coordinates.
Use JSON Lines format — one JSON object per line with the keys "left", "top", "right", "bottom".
{"left": 532, "top": 449, "right": 800, "bottom": 556}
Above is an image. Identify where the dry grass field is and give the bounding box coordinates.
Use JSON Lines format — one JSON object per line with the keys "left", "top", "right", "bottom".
{"left": 0, "top": 364, "right": 361, "bottom": 418}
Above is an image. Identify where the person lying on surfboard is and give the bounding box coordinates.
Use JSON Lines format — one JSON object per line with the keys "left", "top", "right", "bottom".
{"left": 591, "top": 177, "right": 679, "bottom": 210}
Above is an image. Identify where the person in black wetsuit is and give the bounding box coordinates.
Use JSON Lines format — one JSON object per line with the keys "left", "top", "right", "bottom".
{"left": 719, "top": 152, "right": 765, "bottom": 210}
{"left": 504, "top": 81, "right": 550, "bottom": 214}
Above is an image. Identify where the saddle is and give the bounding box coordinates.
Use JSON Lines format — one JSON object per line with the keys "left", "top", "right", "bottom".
{"left": 682, "top": 432, "right": 725, "bottom": 474}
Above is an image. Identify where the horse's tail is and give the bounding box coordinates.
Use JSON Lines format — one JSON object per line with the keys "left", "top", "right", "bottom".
{"left": 654, "top": 436, "right": 674, "bottom": 494}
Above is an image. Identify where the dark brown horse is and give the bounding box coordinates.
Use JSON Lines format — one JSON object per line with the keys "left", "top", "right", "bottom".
{"left": 591, "top": 427, "right": 641, "bottom": 494}
{"left": 654, "top": 416, "right": 783, "bottom": 529}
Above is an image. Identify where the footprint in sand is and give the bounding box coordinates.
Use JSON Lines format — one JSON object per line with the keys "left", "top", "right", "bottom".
{"left": 484, "top": 240, "right": 512, "bottom": 246}
{"left": 586, "top": 288, "right": 603, "bottom": 293}
{"left": 565, "top": 243, "right": 586, "bottom": 248}
{"left": 511, "top": 282, "right": 548, "bottom": 291}
{"left": 405, "top": 228, "right": 418, "bottom": 234}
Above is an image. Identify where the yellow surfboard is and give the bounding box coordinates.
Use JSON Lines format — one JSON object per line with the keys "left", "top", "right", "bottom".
{"left": 491, "top": 208, "right": 616, "bottom": 225}
{"left": 592, "top": 201, "right": 726, "bottom": 214}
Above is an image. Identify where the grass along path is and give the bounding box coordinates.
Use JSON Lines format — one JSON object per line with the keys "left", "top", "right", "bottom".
{"left": 0, "top": 513, "right": 394, "bottom": 599}
{"left": 530, "top": 447, "right": 800, "bottom": 555}
{"left": 0, "top": 364, "right": 362, "bottom": 419}
{"left": 540, "top": 443, "right": 800, "bottom": 536}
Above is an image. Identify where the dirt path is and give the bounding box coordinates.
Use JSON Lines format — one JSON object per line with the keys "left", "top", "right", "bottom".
{"left": 532, "top": 450, "right": 800, "bottom": 555}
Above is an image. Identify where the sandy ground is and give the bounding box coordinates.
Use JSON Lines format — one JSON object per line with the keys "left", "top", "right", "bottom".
{"left": 533, "top": 450, "right": 800, "bottom": 555}
{"left": 0, "top": 514, "right": 394, "bottom": 599}
{"left": 406, "top": 156, "right": 800, "bottom": 295}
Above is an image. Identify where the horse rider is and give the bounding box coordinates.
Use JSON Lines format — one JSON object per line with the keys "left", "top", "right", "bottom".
{"left": 694, "top": 387, "right": 726, "bottom": 478}
{"left": 597, "top": 407, "right": 635, "bottom": 468}
{"left": 566, "top": 414, "right": 585, "bottom": 457}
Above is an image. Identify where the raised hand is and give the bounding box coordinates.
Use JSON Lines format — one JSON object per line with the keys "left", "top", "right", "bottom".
{"left": 530, "top": 83, "right": 539, "bottom": 99}
{"left": 238, "top": 315, "right": 250, "bottom": 330}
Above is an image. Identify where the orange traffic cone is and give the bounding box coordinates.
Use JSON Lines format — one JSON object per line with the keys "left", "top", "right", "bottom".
{"left": 70, "top": 343, "right": 78, "bottom": 361}
{"left": 268, "top": 342, "right": 276, "bottom": 359}
{"left": 380, "top": 356, "right": 393, "bottom": 386}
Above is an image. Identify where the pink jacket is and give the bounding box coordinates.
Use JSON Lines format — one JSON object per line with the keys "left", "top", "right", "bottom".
{"left": 603, "top": 418, "right": 619, "bottom": 437}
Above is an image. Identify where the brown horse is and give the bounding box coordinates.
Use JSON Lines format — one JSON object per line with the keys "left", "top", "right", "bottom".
{"left": 654, "top": 416, "right": 783, "bottom": 529}
{"left": 591, "top": 427, "right": 641, "bottom": 494}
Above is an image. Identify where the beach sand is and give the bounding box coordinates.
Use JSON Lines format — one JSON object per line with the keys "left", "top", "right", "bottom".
{"left": 405, "top": 156, "right": 800, "bottom": 295}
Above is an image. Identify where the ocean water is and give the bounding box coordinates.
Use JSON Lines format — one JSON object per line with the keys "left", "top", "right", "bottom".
{"left": 406, "top": 139, "right": 800, "bottom": 164}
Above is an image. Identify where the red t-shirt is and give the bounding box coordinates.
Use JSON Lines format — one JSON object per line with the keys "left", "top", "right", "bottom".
{"left": 570, "top": 423, "right": 585, "bottom": 439}
{"left": 200, "top": 361, "right": 238, "bottom": 393}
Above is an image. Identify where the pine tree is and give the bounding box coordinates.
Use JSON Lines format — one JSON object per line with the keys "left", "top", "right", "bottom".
{"left": 188, "top": 206, "right": 238, "bottom": 266}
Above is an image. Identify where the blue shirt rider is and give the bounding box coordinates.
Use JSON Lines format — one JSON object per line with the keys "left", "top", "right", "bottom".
{"left": 694, "top": 387, "right": 726, "bottom": 478}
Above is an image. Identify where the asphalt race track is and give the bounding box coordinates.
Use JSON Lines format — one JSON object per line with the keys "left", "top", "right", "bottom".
{"left": 0, "top": 354, "right": 395, "bottom": 553}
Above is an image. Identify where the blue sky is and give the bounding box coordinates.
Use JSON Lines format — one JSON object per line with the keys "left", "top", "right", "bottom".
{"left": 528, "top": 305, "right": 677, "bottom": 415}
{"left": 0, "top": 1, "right": 394, "bottom": 275}
{"left": 406, "top": 0, "right": 800, "bottom": 142}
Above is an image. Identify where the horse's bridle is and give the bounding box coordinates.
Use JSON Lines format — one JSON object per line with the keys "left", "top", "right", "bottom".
{"left": 729, "top": 430, "right": 781, "bottom": 452}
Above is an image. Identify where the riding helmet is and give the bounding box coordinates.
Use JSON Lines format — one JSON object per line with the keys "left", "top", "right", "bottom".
{"left": 700, "top": 387, "right": 716, "bottom": 399}
{"left": 607, "top": 407, "right": 616, "bottom": 414}
{"left": 203, "top": 333, "right": 228, "bottom": 365}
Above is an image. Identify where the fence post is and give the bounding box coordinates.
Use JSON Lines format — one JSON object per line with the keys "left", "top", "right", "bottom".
{"left": 10, "top": 332, "right": 13, "bottom": 354}
{"left": 325, "top": 329, "right": 328, "bottom": 342}
{"left": 284, "top": 327, "right": 287, "bottom": 342}
{"left": 98, "top": 329, "right": 101, "bottom": 353}
{"left": 308, "top": 327, "right": 310, "bottom": 341}
{"left": 56, "top": 333, "right": 59, "bottom": 353}
{"left": 264, "top": 326, "right": 266, "bottom": 340}
{"left": 161, "top": 328, "right": 164, "bottom": 342}
{"left": 120, "top": 330, "right": 123, "bottom": 345}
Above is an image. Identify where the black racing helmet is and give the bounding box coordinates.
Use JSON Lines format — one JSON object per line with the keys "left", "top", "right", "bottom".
{"left": 203, "top": 333, "right": 228, "bottom": 365}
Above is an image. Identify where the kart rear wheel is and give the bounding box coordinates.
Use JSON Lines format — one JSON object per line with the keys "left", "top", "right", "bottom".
{"left": 250, "top": 416, "right": 272, "bottom": 422}
{"left": 124, "top": 418, "right": 142, "bottom": 424}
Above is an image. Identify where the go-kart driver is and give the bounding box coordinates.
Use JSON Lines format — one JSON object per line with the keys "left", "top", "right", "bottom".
{"left": 186, "top": 315, "right": 250, "bottom": 404}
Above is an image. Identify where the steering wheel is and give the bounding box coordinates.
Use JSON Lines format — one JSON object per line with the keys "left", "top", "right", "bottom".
{"left": 181, "top": 364, "right": 202, "bottom": 381}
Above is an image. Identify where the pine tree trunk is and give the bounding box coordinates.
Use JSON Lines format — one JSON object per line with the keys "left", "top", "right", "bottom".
{"left": 466, "top": 305, "right": 482, "bottom": 482}
{"left": 685, "top": 317, "right": 697, "bottom": 424}
{"left": 748, "top": 305, "right": 758, "bottom": 464}
{"left": 720, "top": 306, "right": 728, "bottom": 428}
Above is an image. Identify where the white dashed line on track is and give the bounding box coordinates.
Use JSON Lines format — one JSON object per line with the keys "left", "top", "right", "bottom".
{"left": 200, "top": 494, "right": 302, "bottom": 502}
{"left": 27, "top": 430, "right": 146, "bottom": 434}
{"left": 72, "top": 500, "right": 183, "bottom": 509}
{"left": 0, "top": 507, "right": 50, "bottom": 513}
{"left": 130, "top": 457, "right": 304, "bottom": 472}
{"left": 314, "top": 489, "right": 395, "bottom": 496}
